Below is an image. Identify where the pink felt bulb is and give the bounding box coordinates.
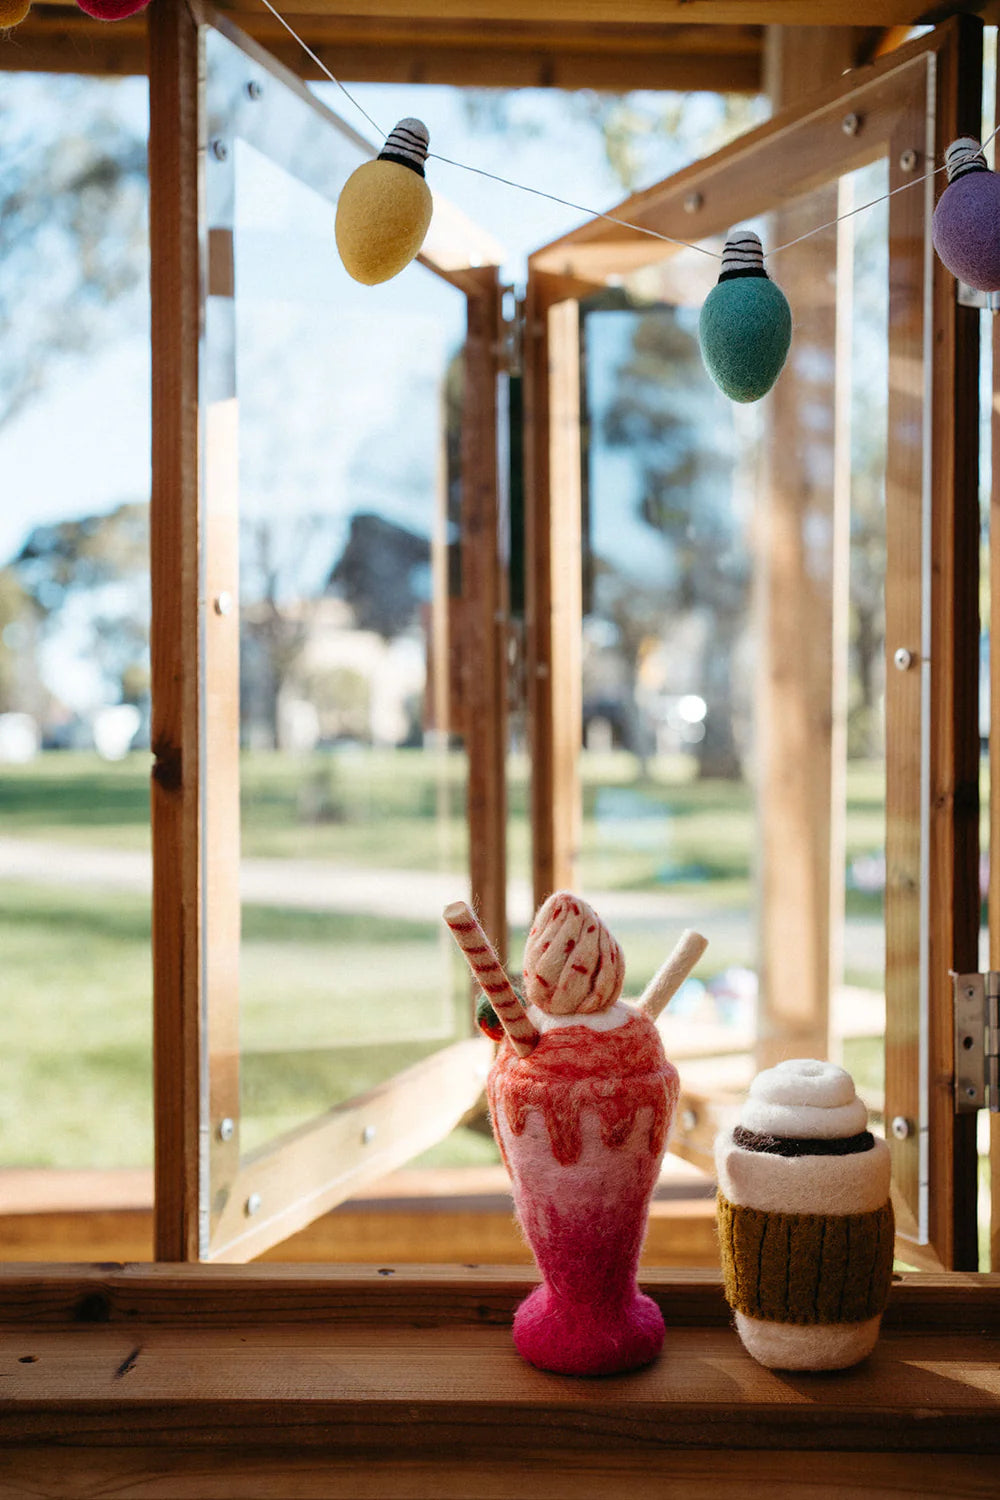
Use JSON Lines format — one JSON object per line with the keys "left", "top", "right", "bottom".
{"left": 932, "top": 137, "right": 1000, "bottom": 292}
{"left": 76, "top": 0, "right": 151, "bottom": 19}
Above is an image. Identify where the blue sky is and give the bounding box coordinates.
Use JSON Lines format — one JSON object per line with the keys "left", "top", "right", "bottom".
{"left": 0, "top": 68, "right": 755, "bottom": 709}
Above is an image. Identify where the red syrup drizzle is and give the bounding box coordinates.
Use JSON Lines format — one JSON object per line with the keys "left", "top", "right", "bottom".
{"left": 488, "top": 1015, "right": 679, "bottom": 1168}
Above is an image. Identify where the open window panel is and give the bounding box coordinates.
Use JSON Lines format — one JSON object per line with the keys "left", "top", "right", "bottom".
{"left": 151, "top": 7, "right": 509, "bottom": 1262}
{"left": 524, "top": 17, "right": 984, "bottom": 1271}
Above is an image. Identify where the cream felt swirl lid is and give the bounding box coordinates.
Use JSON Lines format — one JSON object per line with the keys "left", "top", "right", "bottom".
{"left": 738, "top": 1058, "right": 868, "bottom": 1140}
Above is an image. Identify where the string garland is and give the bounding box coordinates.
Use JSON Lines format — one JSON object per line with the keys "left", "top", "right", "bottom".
{"left": 258, "top": 0, "right": 1000, "bottom": 269}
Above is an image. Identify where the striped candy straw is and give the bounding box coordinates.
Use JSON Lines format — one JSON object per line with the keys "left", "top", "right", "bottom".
{"left": 443, "top": 901, "right": 539, "bottom": 1057}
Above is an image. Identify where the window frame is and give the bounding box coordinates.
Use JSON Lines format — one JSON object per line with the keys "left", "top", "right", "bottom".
{"left": 523, "top": 16, "right": 984, "bottom": 1270}
{"left": 150, "top": 1, "right": 506, "bottom": 1262}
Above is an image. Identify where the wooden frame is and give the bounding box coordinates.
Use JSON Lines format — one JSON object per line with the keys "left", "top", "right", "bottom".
{"left": 150, "top": 1, "right": 506, "bottom": 1263}
{"left": 525, "top": 19, "right": 983, "bottom": 1267}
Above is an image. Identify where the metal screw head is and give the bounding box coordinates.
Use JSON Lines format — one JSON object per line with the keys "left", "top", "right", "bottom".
{"left": 683, "top": 191, "right": 703, "bottom": 214}
{"left": 891, "top": 1116, "right": 911, "bottom": 1140}
{"left": 899, "top": 148, "right": 918, "bottom": 174}
{"left": 211, "top": 138, "right": 229, "bottom": 162}
{"left": 214, "top": 591, "right": 233, "bottom": 616}
{"left": 217, "top": 1117, "right": 235, "bottom": 1142}
{"left": 893, "top": 647, "right": 913, "bottom": 671}
{"left": 361, "top": 1125, "right": 377, "bottom": 1145}
{"left": 246, "top": 79, "right": 263, "bottom": 101}
{"left": 842, "top": 113, "right": 861, "bottom": 137}
{"left": 681, "top": 1108, "right": 698, "bottom": 1132}
{"left": 245, "top": 1192, "right": 262, "bottom": 1217}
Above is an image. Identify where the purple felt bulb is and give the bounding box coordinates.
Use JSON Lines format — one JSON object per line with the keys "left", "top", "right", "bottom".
{"left": 932, "top": 137, "right": 1000, "bottom": 293}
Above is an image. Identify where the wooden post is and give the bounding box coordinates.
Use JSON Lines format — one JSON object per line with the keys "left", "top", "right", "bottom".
{"left": 462, "top": 270, "right": 508, "bottom": 957}
{"left": 922, "top": 14, "right": 982, "bottom": 1270}
{"left": 524, "top": 271, "right": 591, "bottom": 909}
{"left": 149, "top": 0, "right": 204, "bottom": 1262}
{"left": 754, "top": 26, "right": 860, "bottom": 1070}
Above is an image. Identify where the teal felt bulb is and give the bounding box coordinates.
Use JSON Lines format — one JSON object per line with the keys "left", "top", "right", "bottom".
{"left": 699, "top": 231, "right": 792, "bottom": 403}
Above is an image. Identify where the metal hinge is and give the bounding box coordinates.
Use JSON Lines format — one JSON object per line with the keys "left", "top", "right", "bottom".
{"left": 956, "top": 283, "right": 1000, "bottom": 312}
{"left": 952, "top": 971, "right": 1000, "bottom": 1112}
{"left": 498, "top": 288, "right": 525, "bottom": 377}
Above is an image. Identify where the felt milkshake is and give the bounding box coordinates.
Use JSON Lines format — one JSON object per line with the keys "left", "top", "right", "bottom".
{"left": 448, "top": 892, "right": 701, "bottom": 1376}
{"left": 715, "top": 1058, "right": 894, "bottom": 1370}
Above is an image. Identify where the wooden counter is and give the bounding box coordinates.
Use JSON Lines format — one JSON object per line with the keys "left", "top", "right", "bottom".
{"left": 0, "top": 1265, "right": 998, "bottom": 1497}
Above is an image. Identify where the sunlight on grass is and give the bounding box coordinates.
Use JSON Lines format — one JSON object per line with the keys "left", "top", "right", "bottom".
{"left": 0, "top": 749, "right": 899, "bottom": 1172}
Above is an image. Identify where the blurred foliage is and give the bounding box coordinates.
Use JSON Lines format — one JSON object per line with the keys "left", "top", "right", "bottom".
{"left": 0, "top": 78, "right": 147, "bottom": 433}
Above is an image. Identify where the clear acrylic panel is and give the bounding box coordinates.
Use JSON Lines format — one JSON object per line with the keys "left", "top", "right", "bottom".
{"left": 579, "top": 158, "right": 890, "bottom": 1146}
{"left": 205, "top": 28, "right": 472, "bottom": 1171}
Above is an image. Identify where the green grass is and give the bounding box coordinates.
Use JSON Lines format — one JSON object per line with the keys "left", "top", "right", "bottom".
{"left": 0, "top": 749, "right": 904, "bottom": 1172}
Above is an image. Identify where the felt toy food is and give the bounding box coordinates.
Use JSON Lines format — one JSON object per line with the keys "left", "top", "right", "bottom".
{"left": 76, "top": 0, "right": 151, "bottom": 16}
{"left": 0, "top": 0, "right": 31, "bottom": 28}
{"left": 932, "top": 137, "right": 1000, "bottom": 293}
{"left": 447, "top": 893, "right": 705, "bottom": 1376}
{"left": 715, "top": 1058, "right": 893, "bottom": 1371}
{"left": 335, "top": 118, "right": 433, "bottom": 286}
{"left": 699, "top": 229, "right": 792, "bottom": 403}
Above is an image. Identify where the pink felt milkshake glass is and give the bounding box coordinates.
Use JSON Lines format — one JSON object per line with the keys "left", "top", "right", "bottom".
{"left": 487, "top": 893, "right": 680, "bottom": 1376}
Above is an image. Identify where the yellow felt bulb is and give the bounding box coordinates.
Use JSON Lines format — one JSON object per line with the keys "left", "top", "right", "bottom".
{"left": 335, "top": 118, "right": 433, "bottom": 286}
{"left": 0, "top": 0, "right": 32, "bottom": 27}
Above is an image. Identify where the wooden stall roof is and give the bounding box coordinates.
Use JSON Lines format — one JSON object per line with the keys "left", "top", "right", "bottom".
{"left": 5, "top": 0, "right": 985, "bottom": 85}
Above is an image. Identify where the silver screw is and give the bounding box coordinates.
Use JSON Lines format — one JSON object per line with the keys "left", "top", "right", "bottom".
{"left": 681, "top": 1108, "right": 698, "bottom": 1132}
{"left": 842, "top": 113, "right": 861, "bottom": 137}
{"left": 246, "top": 80, "right": 263, "bottom": 101}
{"left": 217, "top": 1117, "right": 235, "bottom": 1142}
{"left": 899, "top": 149, "right": 918, "bottom": 173}
{"left": 214, "top": 592, "right": 233, "bottom": 616}
{"left": 211, "top": 139, "right": 229, "bottom": 163}
{"left": 683, "top": 192, "right": 703, "bottom": 214}
{"left": 893, "top": 647, "right": 914, "bottom": 671}
{"left": 891, "top": 1116, "right": 911, "bottom": 1140}
{"left": 245, "top": 1193, "right": 261, "bottom": 1217}
{"left": 361, "top": 1125, "right": 377, "bottom": 1145}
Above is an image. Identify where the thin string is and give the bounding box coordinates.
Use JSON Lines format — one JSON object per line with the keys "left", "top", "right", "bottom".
{"left": 257, "top": 0, "right": 386, "bottom": 140}
{"left": 770, "top": 119, "right": 1000, "bottom": 257}
{"left": 427, "top": 151, "right": 723, "bottom": 259}
{"left": 257, "top": 0, "right": 1000, "bottom": 267}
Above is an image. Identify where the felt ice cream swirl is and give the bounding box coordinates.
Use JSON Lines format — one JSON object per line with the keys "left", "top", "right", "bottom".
{"left": 715, "top": 1059, "right": 893, "bottom": 1371}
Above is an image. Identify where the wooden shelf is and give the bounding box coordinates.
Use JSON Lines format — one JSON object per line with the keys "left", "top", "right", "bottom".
{"left": 0, "top": 1266, "right": 998, "bottom": 1496}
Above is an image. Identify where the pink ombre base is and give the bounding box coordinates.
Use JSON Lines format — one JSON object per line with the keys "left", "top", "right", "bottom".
{"left": 497, "top": 1106, "right": 665, "bottom": 1376}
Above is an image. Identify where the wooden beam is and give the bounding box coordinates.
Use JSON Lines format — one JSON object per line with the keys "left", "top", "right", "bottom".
{"left": 208, "top": 1, "right": 988, "bottom": 26}
{"left": 754, "top": 26, "right": 859, "bottom": 1072}
{"left": 524, "top": 273, "right": 595, "bottom": 906}
{"left": 148, "top": 0, "right": 205, "bottom": 1265}
{"left": 462, "top": 270, "right": 509, "bottom": 958}
{"left": 923, "top": 12, "right": 983, "bottom": 1270}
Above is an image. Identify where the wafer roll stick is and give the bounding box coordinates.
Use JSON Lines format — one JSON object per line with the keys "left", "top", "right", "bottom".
{"left": 444, "top": 901, "right": 539, "bottom": 1057}
{"left": 638, "top": 929, "right": 709, "bottom": 1022}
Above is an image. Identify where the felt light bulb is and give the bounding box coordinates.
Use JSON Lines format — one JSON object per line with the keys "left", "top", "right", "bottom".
{"left": 0, "top": 0, "right": 32, "bottom": 28}
{"left": 716, "top": 1059, "right": 894, "bottom": 1371}
{"left": 76, "top": 0, "right": 151, "bottom": 16}
{"left": 335, "top": 118, "right": 433, "bottom": 286}
{"left": 932, "top": 137, "right": 1000, "bottom": 292}
{"left": 699, "top": 230, "right": 792, "bottom": 403}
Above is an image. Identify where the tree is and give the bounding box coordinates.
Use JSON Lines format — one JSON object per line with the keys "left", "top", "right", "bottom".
{"left": 328, "top": 513, "right": 431, "bottom": 641}
{"left": 599, "top": 307, "right": 746, "bottom": 778}
{"left": 0, "top": 77, "right": 147, "bottom": 435}
{"left": 10, "top": 501, "right": 150, "bottom": 710}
